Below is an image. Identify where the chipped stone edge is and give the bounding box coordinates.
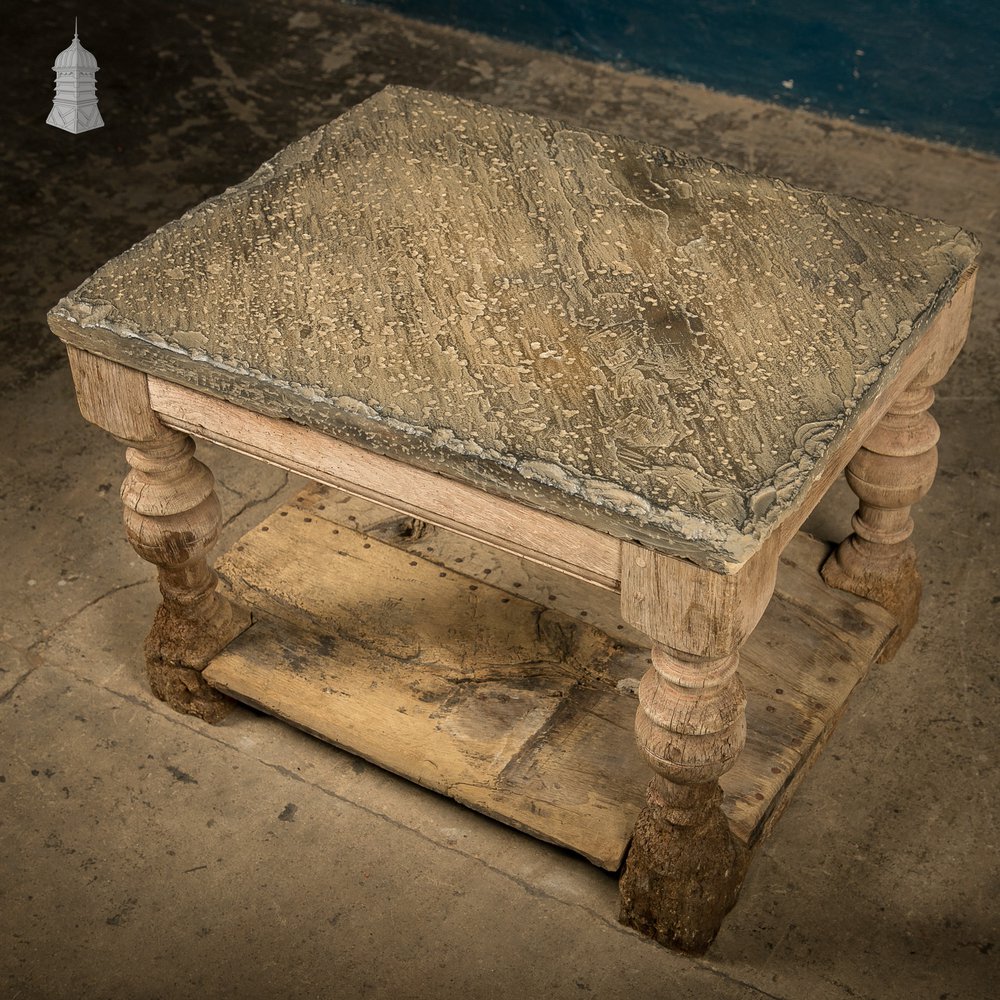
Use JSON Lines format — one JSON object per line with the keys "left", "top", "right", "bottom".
{"left": 745, "top": 242, "right": 977, "bottom": 529}
{"left": 49, "top": 297, "right": 754, "bottom": 570}
{"left": 47, "top": 86, "right": 982, "bottom": 573}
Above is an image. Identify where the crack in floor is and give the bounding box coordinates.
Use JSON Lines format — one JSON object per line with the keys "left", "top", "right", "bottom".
{"left": 222, "top": 471, "right": 291, "bottom": 529}
{"left": 27, "top": 578, "right": 152, "bottom": 653}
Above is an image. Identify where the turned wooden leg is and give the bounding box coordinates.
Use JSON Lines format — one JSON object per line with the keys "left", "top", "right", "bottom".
{"left": 822, "top": 272, "right": 974, "bottom": 661}
{"left": 121, "top": 425, "right": 250, "bottom": 721}
{"left": 820, "top": 376, "right": 937, "bottom": 660}
{"left": 67, "top": 347, "right": 250, "bottom": 721}
{"left": 617, "top": 540, "right": 779, "bottom": 952}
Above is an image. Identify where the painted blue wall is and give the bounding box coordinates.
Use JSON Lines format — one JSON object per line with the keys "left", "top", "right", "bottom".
{"left": 373, "top": 1, "right": 1000, "bottom": 154}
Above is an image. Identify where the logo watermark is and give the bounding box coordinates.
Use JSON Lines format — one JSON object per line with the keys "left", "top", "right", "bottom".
{"left": 47, "top": 18, "right": 104, "bottom": 134}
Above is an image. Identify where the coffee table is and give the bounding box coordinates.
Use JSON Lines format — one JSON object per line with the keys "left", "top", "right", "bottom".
{"left": 50, "top": 86, "right": 978, "bottom": 951}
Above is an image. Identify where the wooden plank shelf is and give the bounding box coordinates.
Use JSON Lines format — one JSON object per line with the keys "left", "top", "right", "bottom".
{"left": 204, "top": 487, "right": 896, "bottom": 871}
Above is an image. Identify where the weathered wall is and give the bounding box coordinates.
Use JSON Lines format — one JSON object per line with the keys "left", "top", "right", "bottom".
{"left": 368, "top": 0, "right": 1000, "bottom": 153}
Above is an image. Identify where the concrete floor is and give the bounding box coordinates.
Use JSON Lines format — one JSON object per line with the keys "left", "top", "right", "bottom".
{"left": 3, "top": 2, "right": 998, "bottom": 998}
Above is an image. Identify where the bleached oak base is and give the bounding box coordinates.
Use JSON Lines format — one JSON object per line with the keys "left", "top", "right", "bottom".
{"left": 66, "top": 346, "right": 250, "bottom": 721}
{"left": 202, "top": 487, "right": 893, "bottom": 886}
{"left": 57, "top": 263, "right": 973, "bottom": 949}
{"left": 821, "top": 268, "right": 975, "bottom": 660}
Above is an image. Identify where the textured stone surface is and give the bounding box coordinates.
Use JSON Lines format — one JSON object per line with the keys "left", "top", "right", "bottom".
{"left": 50, "top": 86, "right": 976, "bottom": 565}
{"left": 4, "top": 2, "right": 999, "bottom": 997}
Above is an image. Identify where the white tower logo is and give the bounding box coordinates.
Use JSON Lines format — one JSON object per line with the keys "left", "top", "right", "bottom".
{"left": 47, "top": 19, "right": 104, "bottom": 134}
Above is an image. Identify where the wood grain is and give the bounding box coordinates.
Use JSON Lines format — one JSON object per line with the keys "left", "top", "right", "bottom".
{"left": 146, "top": 375, "right": 621, "bottom": 591}
{"left": 66, "top": 345, "right": 160, "bottom": 442}
{"left": 205, "top": 487, "right": 895, "bottom": 868}
{"left": 290, "top": 486, "right": 650, "bottom": 644}
{"left": 66, "top": 347, "right": 250, "bottom": 721}
{"left": 48, "top": 86, "right": 979, "bottom": 567}
{"left": 619, "top": 535, "right": 779, "bottom": 658}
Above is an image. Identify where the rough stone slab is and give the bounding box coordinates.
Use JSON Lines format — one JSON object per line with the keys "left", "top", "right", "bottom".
{"left": 49, "top": 86, "right": 978, "bottom": 564}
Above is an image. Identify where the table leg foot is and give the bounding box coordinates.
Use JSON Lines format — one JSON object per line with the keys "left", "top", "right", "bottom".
{"left": 821, "top": 538, "right": 920, "bottom": 661}
{"left": 145, "top": 598, "right": 251, "bottom": 722}
{"left": 620, "top": 779, "right": 748, "bottom": 952}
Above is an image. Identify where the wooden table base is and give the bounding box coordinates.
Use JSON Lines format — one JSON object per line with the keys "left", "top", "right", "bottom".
{"left": 203, "top": 486, "right": 895, "bottom": 872}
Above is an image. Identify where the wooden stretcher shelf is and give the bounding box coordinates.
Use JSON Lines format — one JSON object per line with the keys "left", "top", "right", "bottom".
{"left": 203, "top": 487, "right": 896, "bottom": 871}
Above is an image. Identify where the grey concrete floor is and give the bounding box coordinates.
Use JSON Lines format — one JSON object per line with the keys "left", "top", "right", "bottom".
{"left": 2, "top": 3, "right": 999, "bottom": 998}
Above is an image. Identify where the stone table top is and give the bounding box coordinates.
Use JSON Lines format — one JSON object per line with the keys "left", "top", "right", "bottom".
{"left": 50, "top": 86, "right": 978, "bottom": 569}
